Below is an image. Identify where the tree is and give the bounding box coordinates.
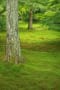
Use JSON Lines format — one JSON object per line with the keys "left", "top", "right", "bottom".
{"left": 6, "top": 0, "right": 21, "bottom": 64}
{"left": 19, "top": 0, "right": 49, "bottom": 30}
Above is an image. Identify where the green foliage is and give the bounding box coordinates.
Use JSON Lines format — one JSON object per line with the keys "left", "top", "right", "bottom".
{"left": 0, "top": 0, "right": 60, "bottom": 30}
{"left": 0, "top": 15, "right": 6, "bottom": 31}
{"left": 0, "top": 1, "right": 6, "bottom": 31}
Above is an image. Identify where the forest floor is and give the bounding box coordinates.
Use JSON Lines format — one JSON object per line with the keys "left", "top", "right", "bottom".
{"left": 0, "top": 22, "right": 60, "bottom": 90}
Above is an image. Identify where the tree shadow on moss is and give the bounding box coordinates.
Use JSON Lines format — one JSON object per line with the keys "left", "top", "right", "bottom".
{"left": 21, "top": 39, "right": 60, "bottom": 52}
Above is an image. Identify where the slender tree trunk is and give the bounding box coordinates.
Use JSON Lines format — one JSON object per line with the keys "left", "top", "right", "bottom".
{"left": 6, "top": 0, "right": 21, "bottom": 64}
{"left": 28, "top": 8, "right": 33, "bottom": 30}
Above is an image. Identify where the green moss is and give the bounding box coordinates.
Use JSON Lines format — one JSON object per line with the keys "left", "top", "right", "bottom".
{"left": 0, "top": 22, "right": 60, "bottom": 90}
{"left": 0, "top": 50, "right": 60, "bottom": 90}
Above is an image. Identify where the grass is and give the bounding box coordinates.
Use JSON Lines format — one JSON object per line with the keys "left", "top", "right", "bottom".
{"left": 19, "top": 21, "right": 60, "bottom": 43}
{"left": 0, "top": 50, "right": 60, "bottom": 90}
{"left": 19, "top": 22, "right": 60, "bottom": 51}
{"left": 0, "top": 22, "right": 60, "bottom": 90}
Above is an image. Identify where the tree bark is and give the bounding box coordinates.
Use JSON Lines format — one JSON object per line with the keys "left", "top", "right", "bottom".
{"left": 28, "top": 8, "right": 33, "bottom": 30}
{"left": 6, "top": 0, "right": 21, "bottom": 64}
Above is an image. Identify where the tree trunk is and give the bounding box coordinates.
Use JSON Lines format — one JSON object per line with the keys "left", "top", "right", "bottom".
{"left": 28, "top": 8, "right": 33, "bottom": 30}
{"left": 6, "top": 0, "right": 21, "bottom": 64}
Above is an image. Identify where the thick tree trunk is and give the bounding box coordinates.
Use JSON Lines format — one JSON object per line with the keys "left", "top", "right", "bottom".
{"left": 28, "top": 8, "right": 33, "bottom": 30}
{"left": 6, "top": 0, "right": 21, "bottom": 64}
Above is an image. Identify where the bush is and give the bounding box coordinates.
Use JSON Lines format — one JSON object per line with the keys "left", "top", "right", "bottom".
{"left": 0, "top": 15, "right": 6, "bottom": 31}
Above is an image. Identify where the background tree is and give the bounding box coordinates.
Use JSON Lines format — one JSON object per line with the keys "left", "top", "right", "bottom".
{"left": 0, "top": 0, "right": 60, "bottom": 31}
{"left": 18, "top": 0, "right": 49, "bottom": 30}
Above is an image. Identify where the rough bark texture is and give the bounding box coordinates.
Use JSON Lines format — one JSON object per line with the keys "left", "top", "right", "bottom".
{"left": 6, "top": 0, "right": 21, "bottom": 64}
{"left": 28, "top": 8, "right": 33, "bottom": 30}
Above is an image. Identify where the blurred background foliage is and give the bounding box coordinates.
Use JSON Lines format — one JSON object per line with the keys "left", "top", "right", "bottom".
{"left": 0, "top": 0, "right": 60, "bottom": 31}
